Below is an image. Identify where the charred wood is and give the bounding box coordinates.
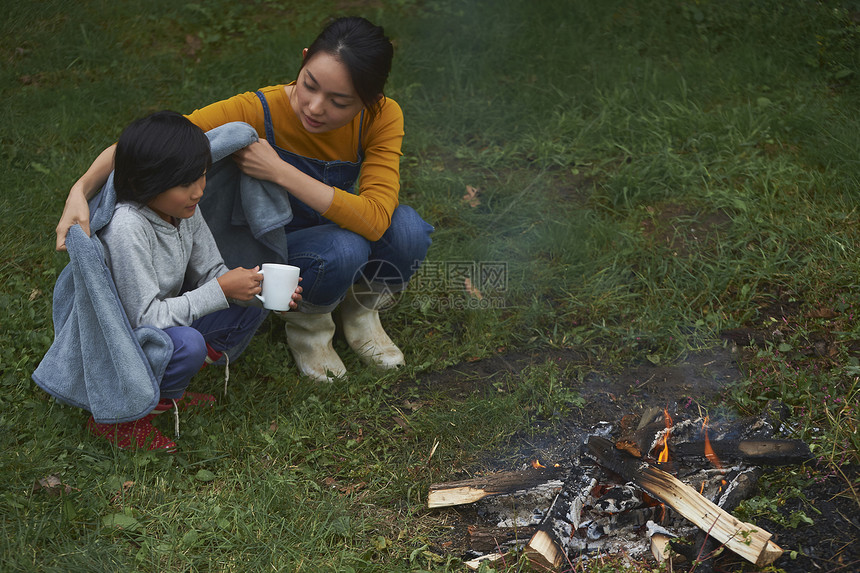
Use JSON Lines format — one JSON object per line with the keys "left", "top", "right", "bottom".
{"left": 467, "top": 525, "right": 538, "bottom": 552}
{"left": 672, "top": 439, "right": 812, "bottom": 466}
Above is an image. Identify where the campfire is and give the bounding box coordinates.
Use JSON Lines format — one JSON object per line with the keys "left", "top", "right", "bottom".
{"left": 428, "top": 405, "right": 811, "bottom": 570}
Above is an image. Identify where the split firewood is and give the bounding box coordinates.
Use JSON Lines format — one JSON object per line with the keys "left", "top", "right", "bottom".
{"left": 686, "top": 467, "right": 764, "bottom": 573}
{"left": 523, "top": 493, "right": 568, "bottom": 568}
{"left": 650, "top": 532, "right": 675, "bottom": 564}
{"left": 427, "top": 467, "right": 566, "bottom": 508}
{"left": 464, "top": 552, "right": 508, "bottom": 571}
{"left": 525, "top": 528, "right": 565, "bottom": 569}
{"left": 587, "top": 436, "right": 784, "bottom": 567}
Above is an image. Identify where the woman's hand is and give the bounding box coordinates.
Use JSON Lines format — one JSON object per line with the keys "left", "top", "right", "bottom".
{"left": 232, "top": 139, "right": 335, "bottom": 213}
{"left": 232, "top": 139, "right": 287, "bottom": 184}
{"left": 217, "top": 266, "right": 263, "bottom": 301}
{"left": 56, "top": 190, "right": 92, "bottom": 251}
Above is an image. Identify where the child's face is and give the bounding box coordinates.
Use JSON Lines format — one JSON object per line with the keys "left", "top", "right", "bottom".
{"left": 291, "top": 51, "right": 365, "bottom": 134}
{"left": 148, "top": 175, "right": 206, "bottom": 223}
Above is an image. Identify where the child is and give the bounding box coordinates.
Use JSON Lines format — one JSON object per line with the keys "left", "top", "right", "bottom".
{"left": 89, "top": 110, "right": 299, "bottom": 451}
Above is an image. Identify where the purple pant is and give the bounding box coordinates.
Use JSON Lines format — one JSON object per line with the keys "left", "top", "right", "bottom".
{"left": 159, "top": 304, "right": 266, "bottom": 399}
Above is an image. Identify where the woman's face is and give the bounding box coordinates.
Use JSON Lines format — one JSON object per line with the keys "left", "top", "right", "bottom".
{"left": 291, "top": 51, "right": 365, "bottom": 133}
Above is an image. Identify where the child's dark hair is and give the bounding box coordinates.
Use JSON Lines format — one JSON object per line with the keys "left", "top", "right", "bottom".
{"left": 302, "top": 17, "right": 394, "bottom": 120}
{"left": 114, "top": 111, "right": 211, "bottom": 205}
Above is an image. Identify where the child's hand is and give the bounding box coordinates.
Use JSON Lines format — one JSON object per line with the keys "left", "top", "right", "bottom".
{"left": 217, "top": 266, "right": 263, "bottom": 301}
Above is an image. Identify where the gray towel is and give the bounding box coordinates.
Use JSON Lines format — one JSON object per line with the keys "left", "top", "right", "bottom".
{"left": 201, "top": 122, "right": 292, "bottom": 269}
{"left": 32, "top": 210, "right": 172, "bottom": 423}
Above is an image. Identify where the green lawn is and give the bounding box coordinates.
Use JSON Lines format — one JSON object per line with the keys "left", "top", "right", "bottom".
{"left": 2, "top": 1, "right": 858, "bottom": 571}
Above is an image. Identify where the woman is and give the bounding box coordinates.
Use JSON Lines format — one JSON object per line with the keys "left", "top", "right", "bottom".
{"left": 55, "top": 17, "right": 434, "bottom": 382}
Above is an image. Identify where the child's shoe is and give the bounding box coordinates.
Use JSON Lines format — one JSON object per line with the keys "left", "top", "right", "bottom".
{"left": 202, "top": 343, "right": 231, "bottom": 396}
{"left": 203, "top": 344, "right": 223, "bottom": 366}
{"left": 87, "top": 416, "right": 177, "bottom": 452}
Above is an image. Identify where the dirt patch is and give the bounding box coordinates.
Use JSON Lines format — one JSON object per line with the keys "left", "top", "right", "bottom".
{"left": 412, "top": 346, "right": 859, "bottom": 572}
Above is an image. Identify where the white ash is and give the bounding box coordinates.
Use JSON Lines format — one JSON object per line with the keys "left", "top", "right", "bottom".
{"left": 475, "top": 480, "right": 564, "bottom": 528}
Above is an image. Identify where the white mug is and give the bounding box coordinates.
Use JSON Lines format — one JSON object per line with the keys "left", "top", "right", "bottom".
{"left": 255, "top": 263, "right": 300, "bottom": 311}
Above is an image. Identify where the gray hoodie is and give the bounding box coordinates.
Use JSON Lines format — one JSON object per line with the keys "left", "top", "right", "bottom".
{"left": 98, "top": 202, "right": 229, "bottom": 329}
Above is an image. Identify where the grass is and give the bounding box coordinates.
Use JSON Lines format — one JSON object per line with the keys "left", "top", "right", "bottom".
{"left": 2, "top": 0, "right": 859, "bottom": 571}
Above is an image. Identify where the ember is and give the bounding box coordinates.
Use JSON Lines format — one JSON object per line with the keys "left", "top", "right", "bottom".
{"left": 428, "top": 406, "right": 812, "bottom": 570}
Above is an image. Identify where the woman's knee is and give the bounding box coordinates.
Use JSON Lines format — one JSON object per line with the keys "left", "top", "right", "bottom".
{"left": 290, "top": 230, "right": 371, "bottom": 306}
{"left": 371, "top": 205, "right": 434, "bottom": 278}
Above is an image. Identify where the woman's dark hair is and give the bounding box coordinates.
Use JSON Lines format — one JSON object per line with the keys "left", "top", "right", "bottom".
{"left": 114, "top": 110, "right": 211, "bottom": 205}
{"left": 302, "top": 16, "right": 394, "bottom": 119}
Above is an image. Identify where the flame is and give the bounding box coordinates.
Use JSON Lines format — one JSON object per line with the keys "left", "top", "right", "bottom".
{"left": 532, "top": 459, "right": 545, "bottom": 469}
{"left": 702, "top": 416, "right": 723, "bottom": 471}
{"left": 657, "top": 408, "right": 673, "bottom": 463}
{"left": 657, "top": 434, "right": 670, "bottom": 463}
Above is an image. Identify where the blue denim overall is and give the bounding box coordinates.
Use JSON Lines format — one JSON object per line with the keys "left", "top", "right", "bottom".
{"left": 255, "top": 91, "right": 433, "bottom": 312}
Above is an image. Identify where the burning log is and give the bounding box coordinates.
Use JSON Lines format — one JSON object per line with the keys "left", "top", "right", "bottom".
{"left": 587, "top": 436, "right": 784, "bottom": 567}
{"left": 672, "top": 439, "right": 812, "bottom": 466}
{"left": 427, "top": 467, "right": 566, "bottom": 508}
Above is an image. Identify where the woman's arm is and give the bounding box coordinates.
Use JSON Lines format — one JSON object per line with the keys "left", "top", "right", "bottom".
{"left": 55, "top": 144, "right": 116, "bottom": 251}
{"left": 231, "top": 139, "right": 336, "bottom": 213}
{"left": 232, "top": 99, "right": 405, "bottom": 241}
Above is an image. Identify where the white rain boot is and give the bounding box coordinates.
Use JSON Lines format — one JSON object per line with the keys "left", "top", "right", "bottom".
{"left": 339, "top": 286, "right": 405, "bottom": 369}
{"left": 282, "top": 312, "right": 347, "bottom": 382}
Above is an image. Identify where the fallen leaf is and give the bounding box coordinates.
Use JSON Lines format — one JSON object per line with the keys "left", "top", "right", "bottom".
{"left": 32, "top": 475, "right": 75, "bottom": 497}
{"left": 402, "top": 399, "right": 427, "bottom": 411}
{"left": 462, "top": 185, "right": 481, "bottom": 207}
{"left": 28, "top": 289, "right": 41, "bottom": 301}
{"left": 464, "top": 278, "right": 483, "bottom": 300}
{"left": 109, "top": 480, "right": 135, "bottom": 504}
{"left": 807, "top": 307, "right": 838, "bottom": 319}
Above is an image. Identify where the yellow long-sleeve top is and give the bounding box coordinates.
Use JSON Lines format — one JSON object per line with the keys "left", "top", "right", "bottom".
{"left": 186, "top": 84, "right": 404, "bottom": 242}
